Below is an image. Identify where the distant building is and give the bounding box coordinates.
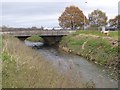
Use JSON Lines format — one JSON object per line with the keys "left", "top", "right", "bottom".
{"left": 54, "top": 27, "right": 63, "bottom": 30}
{"left": 44, "top": 27, "right": 53, "bottom": 30}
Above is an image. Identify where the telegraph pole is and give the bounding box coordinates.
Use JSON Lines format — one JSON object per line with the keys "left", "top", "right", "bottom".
{"left": 84, "top": 1, "right": 87, "bottom": 30}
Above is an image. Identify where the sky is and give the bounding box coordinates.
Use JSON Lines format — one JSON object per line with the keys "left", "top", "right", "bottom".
{"left": 1, "top": 0, "right": 120, "bottom": 28}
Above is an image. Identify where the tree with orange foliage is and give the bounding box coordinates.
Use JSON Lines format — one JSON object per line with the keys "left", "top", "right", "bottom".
{"left": 58, "top": 6, "right": 88, "bottom": 30}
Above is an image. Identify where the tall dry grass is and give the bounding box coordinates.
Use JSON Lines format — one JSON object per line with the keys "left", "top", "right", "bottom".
{"left": 2, "top": 35, "right": 93, "bottom": 88}
{"left": 0, "top": 34, "right": 2, "bottom": 89}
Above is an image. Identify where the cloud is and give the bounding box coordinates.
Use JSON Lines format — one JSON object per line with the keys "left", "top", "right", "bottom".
{"left": 1, "top": 0, "right": 119, "bottom": 27}
{"left": 70, "top": 0, "right": 119, "bottom": 19}
{"left": 2, "top": 2, "right": 66, "bottom": 16}
{"left": 2, "top": 14, "right": 60, "bottom": 27}
{"left": 2, "top": 2, "right": 67, "bottom": 27}
{"left": 2, "top": 0, "right": 73, "bottom": 2}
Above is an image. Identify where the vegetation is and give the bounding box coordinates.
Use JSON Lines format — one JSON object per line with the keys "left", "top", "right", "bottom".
{"left": 109, "top": 15, "right": 120, "bottom": 28}
{"left": 0, "top": 35, "right": 2, "bottom": 89}
{"left": 58, "top": 5, "right": 88, "bottom": 30}
{"left": 89, "top": 9, "right": 108, "bottom": 26}
{"left": 74, "top": 30, "right": 118, "bottom": 40}
{"left": 26, "top": 35, "right": 44, "bottom": 42}
{"left": 2, "top": 35, "right": 95, "bottom": 88}
{"left": 60, "top": 30, "right": 119, "bottom": 78}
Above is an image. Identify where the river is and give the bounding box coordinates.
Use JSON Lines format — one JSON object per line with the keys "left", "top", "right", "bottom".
{"left": 25, "top": 40, "right": 118, "bottom": 88}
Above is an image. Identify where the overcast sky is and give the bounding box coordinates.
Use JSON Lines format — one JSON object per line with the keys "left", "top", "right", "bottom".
{"left": 1, "top": 0, "right": 120, "bottom": 28}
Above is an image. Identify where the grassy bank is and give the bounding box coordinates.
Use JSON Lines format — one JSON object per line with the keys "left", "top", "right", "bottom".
{"left": 26, "top": 35, "right": 44, "bottom": 42}
{"left": 1, "top": 35, "right": 94, "bottom": 88}
{"left": 71, "top": 30, "right": 118, "bottom": 40}
{"left": 59, "top": 30, "right": 119, "bottom": 77}
{"left": 0, "top": 35, "right": 2, "bottom": 89}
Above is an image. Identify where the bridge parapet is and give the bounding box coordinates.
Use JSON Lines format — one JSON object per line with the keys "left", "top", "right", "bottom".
{"left": 1, "top": 30, "right": 76, "bottom": 36}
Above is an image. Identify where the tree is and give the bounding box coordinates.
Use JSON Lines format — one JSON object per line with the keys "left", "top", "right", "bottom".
{"left": 109, "top": 15, "right": 120, "bottom": 27}
{"left": 58, "top": 5, "right": 88, "bottom": 30}
{"left": 89, "top": 9, "right": 108, "bottom": 27}
{"left": 31, "top": 26, "right": 37, "bottom": 29}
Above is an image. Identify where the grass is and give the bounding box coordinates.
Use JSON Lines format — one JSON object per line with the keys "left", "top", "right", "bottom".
{"left": 0, "top": 35, "right": 2, "bottom": 89}
{"left": 60, "top": 30, "right": 119, "bottom": 78}
{"left": 26, "top": 35, "right": 44, "bottom": 42}
{"left": 75, "top": 30, "right": 118, "bottom": 40}
{"left": 2, "top": 35, "right": 95, "bottom": 88}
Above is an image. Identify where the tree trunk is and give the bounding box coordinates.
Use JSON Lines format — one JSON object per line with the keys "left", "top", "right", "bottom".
{"left": 71, "top": 21, "right": 74, "bottom": 30}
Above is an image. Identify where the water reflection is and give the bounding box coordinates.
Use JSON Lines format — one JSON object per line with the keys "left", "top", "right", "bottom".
{"left": 25, "top": 40, "right": 44, "bottom": 47}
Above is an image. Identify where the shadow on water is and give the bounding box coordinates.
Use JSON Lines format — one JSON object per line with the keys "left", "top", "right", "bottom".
{"left": 25, "top": 40, "right": 118, "bottom": 88}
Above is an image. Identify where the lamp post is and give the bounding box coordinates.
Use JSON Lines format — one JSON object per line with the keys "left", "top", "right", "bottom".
{"left": 84, "top": 1, "right": 87, "bottom": 30}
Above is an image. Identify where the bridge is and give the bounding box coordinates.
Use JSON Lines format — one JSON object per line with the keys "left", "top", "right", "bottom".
{"left": 1, "top": 28, "right": 76, "bottom": 37}
{"left": 1, "top": 28, "right": 76, "bottom": 45}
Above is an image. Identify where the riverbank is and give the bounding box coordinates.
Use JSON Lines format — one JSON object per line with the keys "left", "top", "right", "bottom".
{"left": 26, "top": 35, "right": 44, "bottom": 42}
{"left": 59, "top": 30, "right": 119, "bottom": 79}
{"left": 2, "top": 35, "right": 95, "bottom": 88}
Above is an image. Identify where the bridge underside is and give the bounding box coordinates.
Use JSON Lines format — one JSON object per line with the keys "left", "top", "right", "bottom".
{"left": 16, "top": 36, "right": 30, "bottom": 41}
{"left": 16, "top": 35, "right": 64, "bottom": 45}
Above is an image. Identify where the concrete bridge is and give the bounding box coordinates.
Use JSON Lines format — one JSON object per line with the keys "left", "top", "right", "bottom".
{"left": 1, "top": 28, "right": 76, "bottom": 37}
{"left": 1, "top": 28, "right": 76, "bottom": 45}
